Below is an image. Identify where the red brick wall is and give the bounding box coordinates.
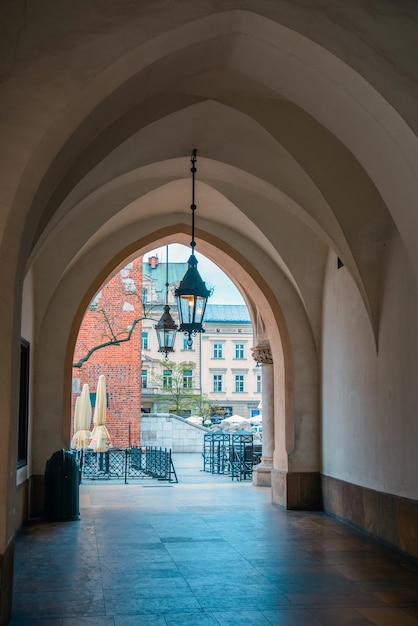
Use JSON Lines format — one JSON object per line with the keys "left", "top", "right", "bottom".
{"left": 72, "top": 259, "right": 143, "bottom": 448}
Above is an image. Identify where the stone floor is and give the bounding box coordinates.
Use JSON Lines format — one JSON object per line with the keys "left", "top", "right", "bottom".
{"left": 10, "top": 454, "right": 418, "bottom": 625}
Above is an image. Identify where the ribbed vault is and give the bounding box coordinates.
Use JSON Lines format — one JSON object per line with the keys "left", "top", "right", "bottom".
{"left": 1, "top": 2, "right": 417, "bottom": 510}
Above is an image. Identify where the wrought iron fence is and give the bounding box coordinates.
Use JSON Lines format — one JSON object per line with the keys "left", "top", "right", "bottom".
{"left": 202, "top": 431, "right": 262, "bottom": 481}
{"left": 75, "top": 447, "right": 178, "bottom": 484}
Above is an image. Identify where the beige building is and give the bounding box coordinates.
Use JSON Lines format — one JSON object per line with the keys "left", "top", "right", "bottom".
{"left": 1, "top": 2, "right": 418, "bottom": 621}
{"left": 141, "top": 256, "right": 202, "bottom": 413}
{"left": 201, "top": 304, "right": 261, "bottom": 421}
{"left": 141, "top": 258, "right": 260, "bottom": 419}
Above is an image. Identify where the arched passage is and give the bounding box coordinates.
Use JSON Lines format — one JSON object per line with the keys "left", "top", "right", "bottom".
{"left": 1, "top": 4, "right": 418, "bottom": 620}
{"left": 10, "top": 6, "right": 416, "bottom": 528}
{"left": 32, "top": 222, "right": 320, "bottom": 512}
{"left": 6, "top": 13, "right": 412, "bottom": 505}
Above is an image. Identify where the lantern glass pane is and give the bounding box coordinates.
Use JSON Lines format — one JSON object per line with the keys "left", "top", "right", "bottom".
{"left": 165, "top": 328, "right": 176, "bottom": 349}
{"left": 177, "top": 293, "right": 209, "bottom": 327}
{"left": 178, "top": 295, "right": 193, "bottom": 325}
{"left": 157, "top": 327, "right": 176, "bottom": 351}
{"left": 194, "top": 295, "right": 207, "bottom": 324}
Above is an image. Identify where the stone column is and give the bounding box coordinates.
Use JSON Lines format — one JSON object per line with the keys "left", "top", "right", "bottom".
{"left": 251, "top": 344, "right": 274, "bottom": 487}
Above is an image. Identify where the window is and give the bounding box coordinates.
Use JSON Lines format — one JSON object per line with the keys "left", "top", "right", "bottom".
{"left": 142, "top": 331, "right": 149, "bottom": 350}
{"left": 213, "top": 374, "right": 223, "bottom": 392}
{"left": 183, "top": 336, "right": 193, "bottom": 350}
{"left": 183, "top": 369, "right": 193, "bottom": 389}
{"left": 18, "top": 339, "right": 30, "bottom": 468}
{"left": 142, "top": 288, "right": 148, "bottom": 303}
{"left": 235, "top": 343, "right": 245, "bottom": 359}
{"left": 256, "top": 373, "right": 262, "bottom": 393}
{"left": 163, "top": 369, "right": 172, "bottom": 389}
{"left": 213, "top": 343, "right": 223, "bottom": 359}
{"left": 141, "top": 369, "right": 148, "bottom": 389}
{"left": 89, "top": 392, "right": 109, "bottom": 408}
{"left": 235, "top": 374, "right": 245, "bottom": 393}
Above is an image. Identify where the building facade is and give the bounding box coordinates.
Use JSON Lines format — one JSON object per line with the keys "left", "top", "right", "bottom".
{"left": 72, "top": 254, "right": 257, "bottom": 430}
{"left": 71, "top": 259, "right": 143, "bottom": 449}
{"left": 141, "top": 256, "right": 260, "bottom": 419}
{"left": 141, "top": 256, "right": 202, "bottom": 415}
{"left": 201, "top": 305, "right": 261, "bottom": 421}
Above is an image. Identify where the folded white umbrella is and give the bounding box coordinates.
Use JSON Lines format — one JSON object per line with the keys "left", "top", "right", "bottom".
{"left": 71, "top": 384, "right": 92, "bottom": 450}
{"left": 88, "top": 375, "right": 111, "bottom": 452}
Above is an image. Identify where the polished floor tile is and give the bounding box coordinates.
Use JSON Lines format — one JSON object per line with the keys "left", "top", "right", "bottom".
{"left": 10, "top": 454, "right": 418, "bottom": 625}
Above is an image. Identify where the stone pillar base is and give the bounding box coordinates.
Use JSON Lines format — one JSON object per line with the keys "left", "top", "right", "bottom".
{"left": 272, "top": 469, "right": 322, "bottom": 510}
{"left": 0, "top": 540, "right": 14, "bottom": 626}
{"left": 253, "top": 463, "right": 272, "bottom": 487}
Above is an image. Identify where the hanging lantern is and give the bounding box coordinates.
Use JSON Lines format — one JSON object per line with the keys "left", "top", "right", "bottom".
{"left": 175, "top": 149, "right": 211, "bottom": 346}
{"left": 155, "top": 304, "right": 177, "bottom": 359}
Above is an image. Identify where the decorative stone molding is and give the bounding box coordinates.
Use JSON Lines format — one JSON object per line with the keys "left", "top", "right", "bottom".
{"left": 251, "top": 345, "right": 273, "bottom": 364}
{"left": 253, "top": 463, "right": 273, "bottom": 487}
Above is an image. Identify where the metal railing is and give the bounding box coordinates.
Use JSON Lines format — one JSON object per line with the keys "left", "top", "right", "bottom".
{"left": 202, "top": 431, "right": 262, "bottom": 481}
{"left": 75, "top": 447, "right": 178, "bottom": 484}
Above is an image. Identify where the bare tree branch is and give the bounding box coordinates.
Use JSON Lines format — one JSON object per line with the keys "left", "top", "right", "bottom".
{"left": 100, "top": 308, "right": 120, "bottom": 342}
{"left": 72, "top": 307, "right": 158, "bottom": 368}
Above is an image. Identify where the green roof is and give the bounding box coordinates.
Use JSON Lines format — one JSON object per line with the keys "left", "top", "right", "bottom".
{"left": 143, "top": 262, "right": 188, "bottom": 296}
{"left": 204, "top": 304, "right": 251, "bottom": 323}
{"left": 143, "top": 264, "right": 250, "bottom": 322}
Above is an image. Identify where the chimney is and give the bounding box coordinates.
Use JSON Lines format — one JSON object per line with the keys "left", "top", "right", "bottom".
{"left": 148, "top": 255, "right": 159, "bottom": 269}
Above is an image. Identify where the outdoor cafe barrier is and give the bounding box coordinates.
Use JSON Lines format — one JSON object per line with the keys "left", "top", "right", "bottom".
{"left": 75, "top": 447, "right": 178, "bottom": 484}
{"left": 203, "top": 429, "right": 231, "bottom": 474}
{"left": 202, "top": 429, "right": 262, "bottom": 480}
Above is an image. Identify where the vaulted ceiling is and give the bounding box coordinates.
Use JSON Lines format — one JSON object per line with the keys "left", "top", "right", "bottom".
{"left": 1, "top": 3, "right": 417, "bottom": 353}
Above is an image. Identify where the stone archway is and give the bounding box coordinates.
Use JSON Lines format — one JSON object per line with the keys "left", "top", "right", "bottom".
{"left": 1, "top": 4, "right": 418, "bottom": 621}
{"left": 30, "top": 222, "right": 319, "bottom": 514}
{"left": 11, "top": 9, "right": 415, "bottom": 521}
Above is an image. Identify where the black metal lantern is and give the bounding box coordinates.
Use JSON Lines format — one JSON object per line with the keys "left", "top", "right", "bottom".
{"left": 175, "top": 149, "right": 211, "bottom": 346}
{"left": 155, "top": 246, "right": 178, "bottom": 359}
{"left": 155, "top": 304, "right": 177, "bottom": 359}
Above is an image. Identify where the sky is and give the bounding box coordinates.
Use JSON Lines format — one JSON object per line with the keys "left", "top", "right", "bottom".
{"left": 145, "top": 243, "right": 245, "bottom": 305}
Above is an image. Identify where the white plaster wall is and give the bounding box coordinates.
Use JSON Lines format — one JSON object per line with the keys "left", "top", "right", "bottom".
{"left": 140, "top": 414, "right": 206, "bottom": 453}
{"left": 322, "top": 239, "right": 418, "bottom": 500}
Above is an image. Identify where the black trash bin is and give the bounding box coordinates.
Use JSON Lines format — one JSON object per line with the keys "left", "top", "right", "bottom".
{"left": 44, "top": 449, "right": 80, "bottom": 521}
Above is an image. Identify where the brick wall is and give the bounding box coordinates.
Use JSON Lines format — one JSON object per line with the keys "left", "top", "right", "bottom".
{"left": 72, "top": 259, "right": 143, "bottom": 448}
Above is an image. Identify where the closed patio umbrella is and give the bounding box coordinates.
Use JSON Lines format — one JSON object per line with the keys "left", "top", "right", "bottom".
{"left": 88, "top": 375, "right": 111, "bottom": 451}
{"left": 71, "top": 384, "right": 92, "bottom": 450}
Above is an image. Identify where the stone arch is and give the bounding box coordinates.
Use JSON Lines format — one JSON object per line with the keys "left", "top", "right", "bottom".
{"left": 7, "top": 16, "right": 414, "bottom": 479}
{"left": 7, "top": 10, "right": 416, "bottom": 327}
{"left": 1, "top": 4, "right": 418, "bottom": 620}
{"left": 1, "top": 0, "right": 414, "bottom": 536}
{"left": 32, "top": 220, "right": 319, "bottom": 509}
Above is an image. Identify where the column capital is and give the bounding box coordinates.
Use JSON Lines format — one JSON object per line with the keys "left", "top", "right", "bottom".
{"left": 251, "top": 344, "right": 273, "bottom": 364}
